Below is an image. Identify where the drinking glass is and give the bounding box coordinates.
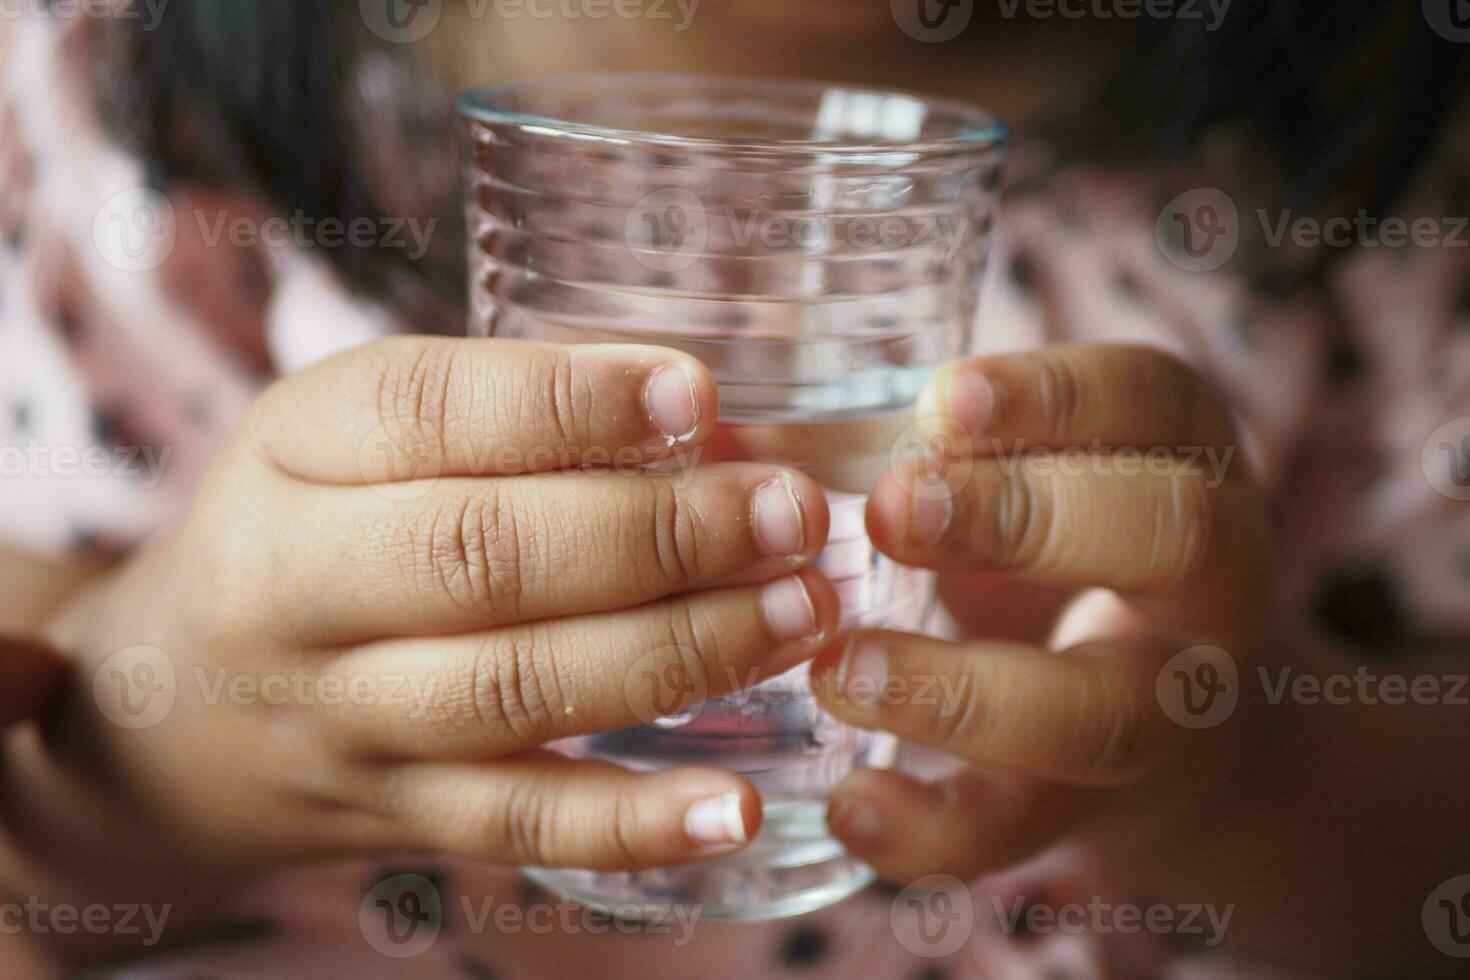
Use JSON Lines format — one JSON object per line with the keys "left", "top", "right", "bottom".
{"left": 460, "top": 73, "right": 1005, "bottom": 921}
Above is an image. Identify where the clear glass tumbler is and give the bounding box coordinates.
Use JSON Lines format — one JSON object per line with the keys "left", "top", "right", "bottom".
{"left": 461, "top": 73, "right": 1005, "bottom": 921}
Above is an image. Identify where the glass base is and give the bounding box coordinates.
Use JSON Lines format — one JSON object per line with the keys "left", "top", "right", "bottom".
{"left": 523, "top": 798, "right": 875, "bottom": 922}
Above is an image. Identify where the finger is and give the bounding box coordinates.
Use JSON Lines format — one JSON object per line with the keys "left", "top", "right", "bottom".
{"left": 248, "top": 336, "right": 718, "bottom": 483}
{"left": 265, "top": 463, "right": 828, "bottom": 642}
{"left": 812, "top": 630, "right": 1168, "bottom": 786}
{"left": 867, "top": 455, "right": 1266, "bottom": 642}
{"left": 827, "top": 768, "right": 1093, "bottom": 884}
{"left": 918, "top": 343, "right": 1238, "bottom": 456}
{"left": 383, "top": 751, "right": 763, "bottom": 869}
{"left": 327, "top": 568, "right": 838, "bottom": 758}
{"left": 0, "top": 635, "right": 70, "bottom": 727}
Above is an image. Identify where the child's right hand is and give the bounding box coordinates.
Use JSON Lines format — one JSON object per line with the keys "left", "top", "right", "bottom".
{"left": 19, "top": 336, "right": 836, "bottom": 902}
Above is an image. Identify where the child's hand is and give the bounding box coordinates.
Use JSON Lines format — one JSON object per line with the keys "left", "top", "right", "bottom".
{"left": 814, "top": 343, "right": 1269, "bottom": 883}
{"left": 25, "top": 337, "right": 838, "bottom": 894}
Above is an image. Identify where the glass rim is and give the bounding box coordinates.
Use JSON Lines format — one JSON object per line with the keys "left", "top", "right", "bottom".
{"left": 457, "top": 72, "right": 1009, "bottom": 157}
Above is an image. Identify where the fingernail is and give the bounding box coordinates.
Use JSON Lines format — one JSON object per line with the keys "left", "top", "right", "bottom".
{"left": 908, "top": 493, "right": 953, "bottom": 549}
{"left": 644, "top": 364, "right": 699, "bottom": 444}
{"left": 920, "top": 366, "right": 993, "bottom": 437}
{"left": 839, "top": 638, "right": 888, "bottom": 706}
{"left": 830, "top": 797, "right": 884, "bottom": 848}
{"left": 753, "top": 473, "right": 805, "bottom": 558}
{"left": 684, "top": 791, "right": 747, "bottom": 847}
{"left": 762, "top": 576, "right": 817, "bottom": 642}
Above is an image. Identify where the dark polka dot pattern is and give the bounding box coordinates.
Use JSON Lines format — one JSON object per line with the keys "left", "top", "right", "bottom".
{"left": 778, "top": 926, "right": 830, "bottom": 968}
{"left": 1313, "top": 563, "right": 1407, "bottom": 651}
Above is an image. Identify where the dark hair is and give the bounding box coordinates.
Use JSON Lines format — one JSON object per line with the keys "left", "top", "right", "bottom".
{"left": 1053, "top": 0, "right": 1470, "bottom": 283}
{"left": 97, "top": 0, "right": 465, "bottom": 331}
{"left": 99, "top": 1, "right": 1468, "bottom": 311}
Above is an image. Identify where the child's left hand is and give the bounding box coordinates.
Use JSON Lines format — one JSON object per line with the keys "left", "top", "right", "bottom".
{"left": 813, "top": 342, "right": 1270, "bottom": 884}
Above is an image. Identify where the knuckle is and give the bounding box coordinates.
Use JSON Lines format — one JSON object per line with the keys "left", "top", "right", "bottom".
{"left": 1034, "top": 350, "right": 1091, "bottom": 442}
{"left": 983, "top": 469, "right": 1055, "bottom": 571}
{"left": 661, "top": 599, "right": 723, "bottom": 695}
{"left": 400, "top": 489, "right": 526, "bottom": 618}
{"left": 525, "top": 346, "right": 589, "bottom": 451}
{"left": 373, "top": 340, "right": 460, "bottom": 465}
{"left": 1156, "top": 472, "right": 1216, "bottom": 588}
{"left": 467, "top": 627, "right": 566, "bottom": 747}
{"left": 642, "top": 480, "right": 705, "bottom": 589}
{"left": 1065, "top": 668, "right": 1151, "bottom": 782}
{"left": 607, "top": 792, "right": 646, "bottom": 867}
{"left": 499, "top": 773, "right": 557, "bottom": 863}
{"left": 924, "top": 662, "right": 996, "bottom": 753}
